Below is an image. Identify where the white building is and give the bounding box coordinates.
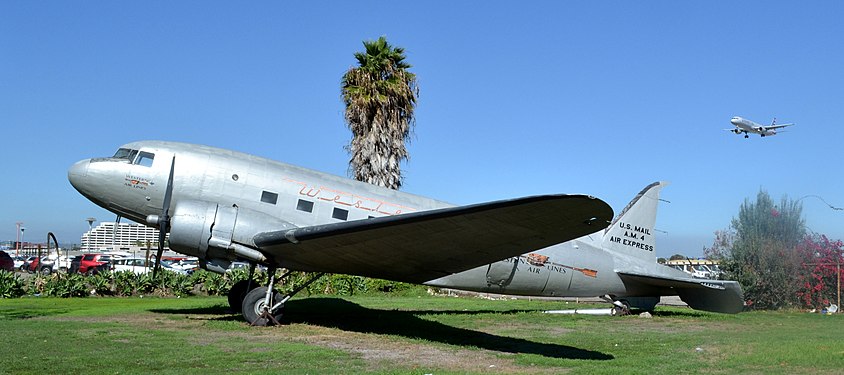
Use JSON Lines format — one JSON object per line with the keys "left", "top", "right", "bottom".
{"left": 81, "top": 222, "right": 169, "bottom": 252}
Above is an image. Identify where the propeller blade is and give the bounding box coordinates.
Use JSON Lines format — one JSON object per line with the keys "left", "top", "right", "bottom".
{"left": 162, "top": 156, "right": 175, "bottom": 218}
{"left": 154, "top": 234, "right": 164, "bottom": 277}
{"left": 153, "top": 156, "right": 176, "bottom": 278}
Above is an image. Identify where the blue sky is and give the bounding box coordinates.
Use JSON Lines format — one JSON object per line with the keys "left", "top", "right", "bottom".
{"left": 2, "top": 2, "right": 842, "bottom": 258}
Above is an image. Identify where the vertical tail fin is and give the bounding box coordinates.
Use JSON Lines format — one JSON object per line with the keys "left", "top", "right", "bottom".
{"left": 602, "top": 181, "right": 667, "bottom": 261}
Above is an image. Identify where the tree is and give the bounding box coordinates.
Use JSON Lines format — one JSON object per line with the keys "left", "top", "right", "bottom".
{"left": 341, "top": 36, "right": 419, "bottom": 190}
{"left": 795, "top": 234, "right": 843, "bottom": 310}
{"left": 703, "top": 229, "right": 734, "bottom": 261}
{"left": 719, "top": 189, "right": 806, "bottom": 309}
{"left": 669, "top": 254, "right": 687, "bottom": 261}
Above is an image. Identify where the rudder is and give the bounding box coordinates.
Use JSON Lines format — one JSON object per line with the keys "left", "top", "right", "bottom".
{"left": 602, "top": 181, "right": 667, "bottom": 261}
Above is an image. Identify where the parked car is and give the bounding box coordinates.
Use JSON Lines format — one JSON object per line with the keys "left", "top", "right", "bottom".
{"left": 159, "top": 260, "right": 189, "bottom": 275}
{"left": 111, "top": 257, "right": 152, "bottom": 275}
{"left": 13, "top": 255, "right": 27, "bottom": 270}
{"left": 19, "top": 256, "right": 37, "bottom": 272}
{"left": 68, "top": 255, "right": 83, "bottom": 274}
{"left": 0, "top": 252, "right": 13, "bottom": 272}
{"left": 173, "top": 258, "right": 198, "bottom": 272}
{"left": 33, "top": 255, "right": 71, "bottom": 274}
{"left": 26, "top": 257, "right": 41, "bottom": 273}
{"left": 77, "top": 254, "right": 114, "bottom": 275}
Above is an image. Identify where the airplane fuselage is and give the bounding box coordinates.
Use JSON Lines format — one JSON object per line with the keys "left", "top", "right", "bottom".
{"left": 69, "top": 141, "right": 683, "bottom": 300}
{"left": 425, "top": 232, "right": 691, "bottom": 302}
{"left": 69, "top": 141, "right": 453, "bottom": 244}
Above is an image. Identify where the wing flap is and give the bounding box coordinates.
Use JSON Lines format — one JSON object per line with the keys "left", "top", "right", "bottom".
{"left": 254, "top": 195, "right": 612, "bottom": 283}
{"left": 618, "top": 272, "right": 744, "bottom": 313}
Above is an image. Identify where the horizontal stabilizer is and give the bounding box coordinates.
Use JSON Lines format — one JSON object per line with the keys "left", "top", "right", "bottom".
{"left": 254, "top": 195, "right": 613, "bottom": 283}
{"left": 618, "top": 272, "right": 744, "bottom": 314}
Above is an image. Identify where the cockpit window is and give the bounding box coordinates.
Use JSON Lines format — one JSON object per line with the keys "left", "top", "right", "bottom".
{"left": 113, "top": 148, "right": 139, "bottom": 161}
{"left": 135, "top": 152, "right": 155, "bottom": 167}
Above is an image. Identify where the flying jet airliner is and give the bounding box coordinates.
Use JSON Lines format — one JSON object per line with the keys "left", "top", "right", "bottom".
{"left": 68, "top": 141, "right": 743, "bottom": 325}
{"left": 728, "top": 116, "right": 794, "bottom": 138}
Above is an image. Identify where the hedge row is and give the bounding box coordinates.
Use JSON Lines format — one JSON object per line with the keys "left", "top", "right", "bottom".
{"left": 0, "top": 269, "right": 413, "bottom": 299}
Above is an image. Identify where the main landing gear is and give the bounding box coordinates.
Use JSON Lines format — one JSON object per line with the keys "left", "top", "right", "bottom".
{"left": 227, "top": 266, "right": 325, "bottom": 326}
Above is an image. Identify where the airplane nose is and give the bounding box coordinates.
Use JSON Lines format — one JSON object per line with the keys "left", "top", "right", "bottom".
{"left": 68, "top": 159, "right": 90, "bottom": 191}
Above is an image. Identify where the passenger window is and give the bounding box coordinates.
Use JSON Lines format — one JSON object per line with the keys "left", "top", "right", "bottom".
{"left": 135, "top": 152, "right": 155, "bottom": 167}
{"left": 296, "top": 199, "right": 314, "bottom": 213}
{"left": 261, "top": 191, "right": 279, "bottom": 205}
{"left": 332, "top": 207, "right": 348, "bottom": 221}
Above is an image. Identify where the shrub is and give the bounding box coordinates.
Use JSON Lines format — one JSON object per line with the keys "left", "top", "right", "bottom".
{"left": 0, "top": 271, "right": 26, "bottom": 298}
{"left": 88, "top": 271, "right": 113, "bottom": 296}
{"left": 43, "top": 273, "right": 88, "bottom": 298}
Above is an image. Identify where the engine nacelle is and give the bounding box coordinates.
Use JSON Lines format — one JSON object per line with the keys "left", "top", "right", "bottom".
{"left": 168, "top": 200, "right": 296, "bottom": 273}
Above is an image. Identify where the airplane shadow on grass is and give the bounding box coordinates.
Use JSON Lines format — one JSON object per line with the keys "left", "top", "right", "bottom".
{"left": 152, "top": 297, "right": 613, "bottom": 361}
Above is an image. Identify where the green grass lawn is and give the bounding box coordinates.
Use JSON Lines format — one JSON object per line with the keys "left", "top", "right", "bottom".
{"left": 1, "top": 291, "right": 841, "bottom": 374}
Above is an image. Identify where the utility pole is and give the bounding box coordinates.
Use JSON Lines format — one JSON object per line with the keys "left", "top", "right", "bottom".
{"left": 85, "top": 217, "right": 96, "bottom": 251}
{"left": 15, "top": 222, "right": 23, "bottom": 256}
{"left": 20, "top": 227, "right": 26, "bottom": 255}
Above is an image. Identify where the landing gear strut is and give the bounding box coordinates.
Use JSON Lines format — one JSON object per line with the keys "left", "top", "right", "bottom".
{"left": 602, "top": 295, "right": 631, "bottom": 316}
{"left": 239, "top": 269, "right": 325, "bottom": 326}
{"left": 611, "top": 300, "right": 631, "bottom": 316}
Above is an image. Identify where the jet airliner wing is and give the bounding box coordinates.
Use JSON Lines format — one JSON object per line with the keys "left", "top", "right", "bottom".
{"left": 253, "top": 195, "right": 613, "bottom": 283}
{"left": 760, "top": 123, "right": 793, "bottom": 130}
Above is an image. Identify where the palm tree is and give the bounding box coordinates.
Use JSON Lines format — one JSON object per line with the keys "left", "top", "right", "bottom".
{"left": 342, "top": 36, "right": 418, "bottom": 190}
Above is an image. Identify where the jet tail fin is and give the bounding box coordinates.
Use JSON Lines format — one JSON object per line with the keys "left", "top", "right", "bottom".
{"left": 601, "top": 182, "right": 667, "bottom": 262}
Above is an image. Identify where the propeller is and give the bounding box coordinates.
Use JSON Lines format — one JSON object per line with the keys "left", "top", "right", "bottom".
{"left": 148, "top": 156, "right": 175, "bottom": 277}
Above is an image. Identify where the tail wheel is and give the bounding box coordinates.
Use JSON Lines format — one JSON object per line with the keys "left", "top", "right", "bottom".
{"left": 612, "top": 300, "right": 631, "bottom": 316}
{"left": 242, "top": 286, "right": 285, "bottom": 326}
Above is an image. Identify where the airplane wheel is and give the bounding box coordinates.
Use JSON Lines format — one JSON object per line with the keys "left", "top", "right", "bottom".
{"left": 227, "top": 280, "right": 253, "bottom": 313}
{"left": 612, "top": 300, "right": 630, "bottom": 316}
{"left": 242, "top": 287, "right": 284, "bottom": 326}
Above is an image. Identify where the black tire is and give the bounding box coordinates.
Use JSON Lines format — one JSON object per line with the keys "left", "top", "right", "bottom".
{"left": 241, "top": 287, "right": 284, "bottom": 326}
{"left": 227, "top": 280, "right": 254, "bottom": 313}
{"left": 612, "top": 300, "right": 631, "bottom": 316}
{"left": 40, "top": 266, "right": 52, "bottom": 275}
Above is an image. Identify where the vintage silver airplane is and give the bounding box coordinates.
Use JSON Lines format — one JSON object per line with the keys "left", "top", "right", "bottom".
{"left": 728, "top": 116, "right": 794, "bottom": 138}
{"left": 68, "top": 141, "right": 743, "bottom": 325}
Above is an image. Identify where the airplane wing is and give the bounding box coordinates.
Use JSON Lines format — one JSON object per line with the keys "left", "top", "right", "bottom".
{"left": 617, "top": 272, "right": 744, "bottom": 313}
{"left": 253, "top": 195, "right": 613, "bottom": 284}
{"left": 763, "top": 123, "right": 794, "bottom": 130}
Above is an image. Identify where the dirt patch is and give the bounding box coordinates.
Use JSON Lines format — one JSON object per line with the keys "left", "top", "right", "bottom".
{"left": 287, "top": 325, "right": 567, "bottom": 374}
{"left": 51, "top": 308, "right": 570, "bottom": 373}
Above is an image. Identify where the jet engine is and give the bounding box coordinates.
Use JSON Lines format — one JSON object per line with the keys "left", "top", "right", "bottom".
{"left": 167, "top": 200, "right": 296, "bottom": 273}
